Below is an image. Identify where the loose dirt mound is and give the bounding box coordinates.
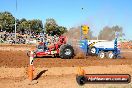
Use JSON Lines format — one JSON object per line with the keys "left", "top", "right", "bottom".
{"left": 0, "top": 51, "right": 29, "bottom": 67}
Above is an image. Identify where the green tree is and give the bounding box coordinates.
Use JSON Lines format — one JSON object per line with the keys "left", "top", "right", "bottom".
{"left": 57, "top": 26, "right": 67, "bottom": 35}
{"left": 17, "top": 19, "right": 43, "bottom": 34}
{"left": 29, "top": 19, "right": 43, "bottom": 33}
{"left": 0, "top": 13, "right": 3, "bottom": 31}
{"left": 44, "top": 18, "right": 67, "bottom": 35}
{"left": 0, "top": 12, "right": 15, "bottom": 32}
{"left": 44, "top": 18, "right": 58, "bottom": 34}
{"left": 17, "top": 18, "right": 29, "bottom": 33}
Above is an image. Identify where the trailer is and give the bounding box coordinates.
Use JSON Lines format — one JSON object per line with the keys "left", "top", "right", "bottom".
{"left": 79, "top": 25, "right": 120, "bottom": 59}
{"left": 79, "top": 38, "right": 120, "bottom": 59}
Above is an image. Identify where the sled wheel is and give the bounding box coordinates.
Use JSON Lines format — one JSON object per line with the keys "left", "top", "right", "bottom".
{"left": 106, "top": 51, "right": 115, "bottom": 59}
{"left": 98, "top": 51, "right": 105, "bottom": 59}
{"left": 89, "top": 46, "right": 96, "bottom": 55}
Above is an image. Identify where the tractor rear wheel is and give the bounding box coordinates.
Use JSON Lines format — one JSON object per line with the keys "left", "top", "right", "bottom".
{"left": 59, "top": 44, "right": 74, "bottom": 59}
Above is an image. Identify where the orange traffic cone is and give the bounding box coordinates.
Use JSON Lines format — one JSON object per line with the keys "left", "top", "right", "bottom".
{"left": 77, "top": 67, "right": 85, "bottom": 76}
{"left": 28, "top": 65, "right": 33, "bottom": 81}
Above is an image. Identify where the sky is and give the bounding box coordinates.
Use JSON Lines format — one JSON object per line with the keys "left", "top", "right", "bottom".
{"left": 0, "top": 0, "right": 132, "bottom": 40}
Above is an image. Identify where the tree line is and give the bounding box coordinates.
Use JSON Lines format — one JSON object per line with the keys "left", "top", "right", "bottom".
{"left": 0, "top": 11, "right": 67, "bottom": 35}
{"left": 0, "top": 11, "right": 124, "bottom": 40}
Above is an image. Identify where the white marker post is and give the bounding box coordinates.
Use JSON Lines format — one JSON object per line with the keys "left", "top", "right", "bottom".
{"left": 30, "top": 51, "right": 34, "bottom": 65}
{"left": 27, "top": 51, "right": 38, "bottom": 85}
{"left": 28, "top": 51, "right": 34, "bottom": 81}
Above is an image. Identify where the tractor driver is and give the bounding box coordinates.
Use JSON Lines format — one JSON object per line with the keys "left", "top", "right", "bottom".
{"left": 43, "top": 42, "right": 48, "bottom": 51}
{"left": 45, "top": 38, "right": 54, "bottom": 50}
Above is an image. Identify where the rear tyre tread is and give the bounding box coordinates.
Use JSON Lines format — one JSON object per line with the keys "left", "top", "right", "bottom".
{"left": 59, "top": 44, "right": 74, "bottom": 59}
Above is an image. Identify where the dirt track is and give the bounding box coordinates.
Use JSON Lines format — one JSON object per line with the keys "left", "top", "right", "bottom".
{"left": 0, "top": 49, "right": 132, "bottom": 68}
{"left": 0, "top": 45, "right": 132, "bottom": 88}
{"left": 0, "top": 66, "right": 132, "bottom": 88}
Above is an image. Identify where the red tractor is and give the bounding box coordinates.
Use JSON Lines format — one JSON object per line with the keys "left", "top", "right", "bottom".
{"left": 27, "top": 36, "right": 74, "bottom": 59}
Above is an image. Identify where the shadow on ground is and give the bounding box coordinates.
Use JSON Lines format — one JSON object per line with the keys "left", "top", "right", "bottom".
{"left": 33, "top": 70, "right": 48, "bottom": 80}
